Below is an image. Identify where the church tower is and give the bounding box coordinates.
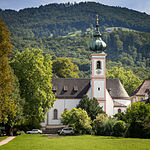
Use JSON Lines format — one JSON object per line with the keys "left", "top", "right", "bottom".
{"left": 90, "top": 15, "right": 107, "bottom": 111}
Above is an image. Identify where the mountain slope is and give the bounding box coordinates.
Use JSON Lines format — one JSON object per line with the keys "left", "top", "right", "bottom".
{"left": 0, "top": 2, "right": 150, "bottom": 37}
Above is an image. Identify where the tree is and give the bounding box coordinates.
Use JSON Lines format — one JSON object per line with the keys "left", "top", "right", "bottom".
{"left": 6, "top": 71, "right": 25, "bottom": 134}
{"left": 11, "top": 49, "right": 55, "bottom": 128}
{"left": 0, "top": 18, "right": 16, "bottom": 126}
{"left": 92, "top": 114, "right": 109, "bottom": 135}
{"left": 125, "top": 102, "right": 150, "bottom": 138}
{"left": 77, "top": 95, "right": 104, "bottom": 120}
{"left": 113, "top": 120, "right": 126, "bottom": 137}
{"left": 106, "top": 66, "right": 142, "bottom": 95}
{"left": 52, "top": 57, "right": 79, "bottom": 78}
{"left": 61, "top": 108, "right": 92, "bottom": 134}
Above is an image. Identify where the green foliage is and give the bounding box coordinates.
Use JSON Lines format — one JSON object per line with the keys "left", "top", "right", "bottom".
{"left": 113, "top": 120, "right": 126, "bottom": 137}
{"left": 0, "top": 2, "right": 150, "bottom": 80}
{"left": 106, "top": 66, "right": 142, "bottom": 95}
{"left": 92, "top": 114, "right": 108, "bottom": 135}
{"left": 5, "top": 70, "right": 25, "bottom": 129}
{"left": 122, "top": 102, "right": 150, "bottom": 138}
{"left": 77, "top": 95, "right": 104, "bottom": 120}
{"left": 16, "top": 130, "right": 25, "bottom": 135}
{"left": 11, "top": 48, "right": 55, "bottom": 128}
{"left": 1, "top": 2, "right": 150, "bottom": 38}
{"left": 113, "top": 112, "right": 127, "bottom": 122}
{"left": 61, "top": 108, "right": 92, "bottom": 134}
{"left": 0, "top": 18, "right": 16, "bottom": 125}
{"left": 52, "top": 57, "right": 79, "bottom": 78}
{"left": 102, "top": 117, "right": 116, "bottom": 136}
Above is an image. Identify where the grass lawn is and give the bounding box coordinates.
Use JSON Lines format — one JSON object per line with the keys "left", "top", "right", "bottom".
{"left": 0, "top": 134, "right": 150, "bottom": 150}
{"left": 0, "top": 136, "right": 8, "bottom": 142}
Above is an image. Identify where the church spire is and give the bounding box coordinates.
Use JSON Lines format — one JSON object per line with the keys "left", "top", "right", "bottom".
{"left": 90, "top": 14, "right": 106, "bottom": 53}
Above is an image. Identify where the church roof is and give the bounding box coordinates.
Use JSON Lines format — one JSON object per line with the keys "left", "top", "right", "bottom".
{"left": 52, "top": 78, "right": 90, "bottom": 99}
{"left": 131, "top": 80, "right": 150, "bottom": 96}
{"left": 52, "top": 78, "right": 130, "bottom": 99}
{"left": 106, "top": 79, "right": 130, "bottom": 99}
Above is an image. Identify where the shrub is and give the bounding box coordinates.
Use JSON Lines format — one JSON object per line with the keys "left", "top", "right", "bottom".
{"left": 113, "top": 120, "right": 126, "bottom": 137}
{"left": 61, "top": 108, "right": 92, "bottom": 134}
{"left": 92, "top": 114, "right": 108, "bottom": 135}
{"left": 16, "top": 130, "right": 25, "bottom": 135}
{"left": 103, "top": 117, "right": 116, "bottom": 136}
{"left": 125, "top": 102, "right": 150, "bottom": 138}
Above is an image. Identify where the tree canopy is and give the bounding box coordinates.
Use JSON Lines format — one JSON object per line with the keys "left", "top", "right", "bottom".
{"left": 11, "top": 49, "right": 56, "bottom": 127}
{"left": 52, "top": 57, "right": 79, "bottom": 78}
{"left": 106, "top": 66, "right": 142, "bottom": 95}
{"left": 77, "top": 95, "right": 104, "bottom": 120}
{"left": 0, "top": 18, "right": 16, "bottom": 125}
{"left": 61, "top": 108, "right": 92, "bottom": 134}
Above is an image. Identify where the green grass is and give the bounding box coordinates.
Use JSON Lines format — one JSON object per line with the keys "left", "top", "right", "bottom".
{"left": 0, "top": 134, "right": 150, "bottom": 150}
{"left": 0, "top": 136, "right": 8, "bottom": 142}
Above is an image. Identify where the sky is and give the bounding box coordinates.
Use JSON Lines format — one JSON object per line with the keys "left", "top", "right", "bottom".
{"left": 0, "top": 0, "right": 150, "bottom": 15}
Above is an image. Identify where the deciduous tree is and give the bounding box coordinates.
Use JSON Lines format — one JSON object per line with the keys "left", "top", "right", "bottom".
{"left": 52, "top": 57, "right": 79, "bottom": 78}
{"left": 61, "top": 108, "right": 92, "bottom": 134}
{"left": 11, "top": 49, "right": 55, "bottom": 128}
{"left": 106, "top": 66, "right": 142, "bottom": 95}
{"left": 0, "top": 18, "right": 16, "bottom": 125}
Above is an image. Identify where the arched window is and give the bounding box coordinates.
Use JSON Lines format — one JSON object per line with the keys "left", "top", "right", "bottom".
{"left": 118, "top": 109, "right": 121, "bottom": 113}
{"left": 96, "top": 61, "right": 101, "bottom": 69}
{"left": 53, "top": 109, "right": 58, "bottom": 120}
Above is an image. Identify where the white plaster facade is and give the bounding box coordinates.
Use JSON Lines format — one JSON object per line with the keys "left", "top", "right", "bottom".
{"left": 41, "top": 99, "right": 80, "bottom": 126}
{"left": 105, "top": 89, "right": 114, "bottom": 116}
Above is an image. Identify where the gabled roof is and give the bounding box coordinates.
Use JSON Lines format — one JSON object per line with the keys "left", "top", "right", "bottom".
{"left": 52, "top": 78, "right": 130, "bottom": 99}
{"left": 52, "top": 78, "right": 90, "bottom": 99}
{"left": 131, "top": 80, "right": 150, "bottom": 96}
{"left": 106, "top": 79, "right": 130, "bottom": 99}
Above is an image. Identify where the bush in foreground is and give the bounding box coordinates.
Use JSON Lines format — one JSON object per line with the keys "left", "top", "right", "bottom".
{"left": 113, "top": 120, "right": 126, "bottom": 137}
{"left": 61, "top": 108, "right": 92, "bottom": 134}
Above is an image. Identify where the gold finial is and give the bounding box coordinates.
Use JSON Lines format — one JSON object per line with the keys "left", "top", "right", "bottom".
{"left": 96, "top": 14, "right": 99, "bottom": 24}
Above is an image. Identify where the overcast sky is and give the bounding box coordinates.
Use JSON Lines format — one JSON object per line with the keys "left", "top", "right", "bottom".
{"left": 0, "top": 0, "right": 150, "bottom": 14}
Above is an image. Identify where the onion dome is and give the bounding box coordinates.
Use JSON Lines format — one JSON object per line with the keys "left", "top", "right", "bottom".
{"left": 90, "top": 15, "right": 106, "bottom": 53}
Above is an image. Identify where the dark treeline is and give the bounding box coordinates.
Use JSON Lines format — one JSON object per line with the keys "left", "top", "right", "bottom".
{"left": 0, "top": 2, "right": 150, "bottom": 37}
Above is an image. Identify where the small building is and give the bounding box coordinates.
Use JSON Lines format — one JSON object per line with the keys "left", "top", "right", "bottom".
{"left": 131, "top": 80, "right": 150, "bottom": 103}
{"left": 41, "top": 16, "right": 130, "bottom": 127}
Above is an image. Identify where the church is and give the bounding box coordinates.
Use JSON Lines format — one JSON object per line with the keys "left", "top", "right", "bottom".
{"left": 41, "top": 16, "right": 130, "bottom": 127}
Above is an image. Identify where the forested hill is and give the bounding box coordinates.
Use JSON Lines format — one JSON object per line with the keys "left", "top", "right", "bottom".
{"left": 0, "top": 2, "right": 150, "bottom": 37}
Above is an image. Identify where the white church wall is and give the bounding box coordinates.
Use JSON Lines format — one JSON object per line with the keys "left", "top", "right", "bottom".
{"left": 114, "top": 107, "right": 126, "bottom": 114}
{"left": 46, "top": 99, "right": 80, "bottom": 125}
{"left": 93, "top": 80, "right": 104, "bottom": 98}
{"left": 114, "top": 99, "right": 131, "bottom": 107}
{"left": 106, "top": 90, "right": 114, "bottom": 116}
{"left": 113, "top": 99, "right": 131, "bottom": 115}
{"left": 86, "top": 87, "right": 92, "bottom": 99}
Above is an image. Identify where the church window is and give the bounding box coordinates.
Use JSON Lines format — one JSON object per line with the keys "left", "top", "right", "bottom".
{"left": 118, "top": 109, "right": 121, "bottom": 113}
{"left": 53, "top": 109, "right": 58, "bottom": 120}
{"left": 96, "top": 61, "right": 101, "bottom": 69}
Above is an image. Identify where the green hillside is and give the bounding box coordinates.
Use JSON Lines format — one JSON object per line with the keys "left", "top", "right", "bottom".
{"left": 0, "top": 2, "right": 150, "bottom": 37}
{"left": 0, "top": 2, "right": 150, "bottom": 79}
{"left": 11, "top": 30, "right": 150, "bottom": 79}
